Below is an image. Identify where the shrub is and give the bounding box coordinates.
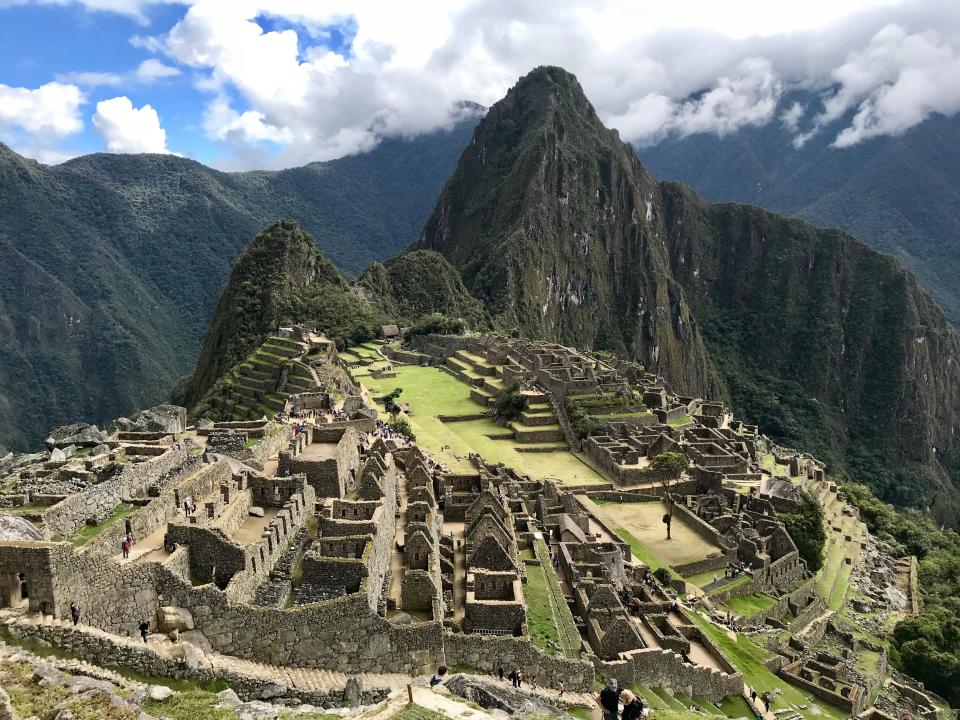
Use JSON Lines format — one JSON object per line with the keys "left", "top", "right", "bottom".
{"left": 493, "top": 382, "right": 527, "bottom": 422}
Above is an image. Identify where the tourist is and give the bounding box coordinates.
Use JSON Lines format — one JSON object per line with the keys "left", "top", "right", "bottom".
{"left": 69, "top": 602, "right": 80, "bottom": 626}
{"left": 429, "top": 666, "right": 448, "bottom": 687}
{"left": 597, "top": 677, "right": 619, "bottom": 720}
{"left": 516, "top": 669, "right": 524, "bottom": 688}
{"left": 121, "top": 537, "right": 130, "bottom": 559}
{"left": 138, "top": 621, "right": 149, "bottom": 643}
{"left": 619, "top": 689, "right": 644, "bottom": 720}
{"left": 498, "top": 666, "right": 504, "bottom": 681}
{"left": 558, "top": 680, "right": 564, "bottom": 696}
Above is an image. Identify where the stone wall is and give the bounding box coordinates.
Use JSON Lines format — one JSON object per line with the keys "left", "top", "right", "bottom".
{"left": 81, "top": 461, "right": 232, "bottom": 558}
{"left": 6, "top": 617, "right": 390, "bottom": 708}
{"left": 597, "top": 646, "right": 742, "bottom": 704}
{"left": 443, "top": 632, "right": 594, "bottom": 691}
{"left": 43, "top": 443, "right": 190, "bottom": 538}
{"left": 0, "top": 542, "right": 56, "bottom": 612}
{"left": 278, "top": 428, "right": 359, "bottom": 498}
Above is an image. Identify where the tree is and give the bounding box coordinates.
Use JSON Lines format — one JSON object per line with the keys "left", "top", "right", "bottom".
{"left": 389, "top": 414, "right": 415, "bottom": 441}
{"left": 780, "top": 489, "right": 826, "bottom": 571}
{"left": 383, "top": 388, "right": 403, "bottom": 415}
{"left": 648, "top": 451, "right": 689, "bottom": 540}
{"left": 493, "top": 382, "right": 527, "bottom": 422}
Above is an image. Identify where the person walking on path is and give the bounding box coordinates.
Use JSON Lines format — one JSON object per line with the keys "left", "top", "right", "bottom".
{"left": 497, "top": 666, "right": 504, "bottom": 681}
{"left": 138, "top": 621, "right": 149, "bottom": 643}
{"left": 558, "top": 680, "right": 564, "bottom": 697}
{"left": 69, "top": 602, "right": 79, "bottom": 626}
{"left": 121, "top": 537, "right": 130, "bottom": 559}
{"left": 597, "top": 677, "right": 620, "bottom": 720}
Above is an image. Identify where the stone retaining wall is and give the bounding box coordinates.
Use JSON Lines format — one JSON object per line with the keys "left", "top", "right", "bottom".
{"left": 6, "top": 618, "right": 390, "bottom": 708}
{"left": 442, "top": 632, "right": 594, "bottom": 691}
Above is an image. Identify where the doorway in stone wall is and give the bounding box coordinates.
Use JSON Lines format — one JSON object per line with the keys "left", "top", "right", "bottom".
{"left": 0, "top": 572, "right": 29, "bottom": 610}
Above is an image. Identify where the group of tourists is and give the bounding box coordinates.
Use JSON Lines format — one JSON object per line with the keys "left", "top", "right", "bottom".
{"left": 597, "top": 678, "right": 647, "bottom": 719}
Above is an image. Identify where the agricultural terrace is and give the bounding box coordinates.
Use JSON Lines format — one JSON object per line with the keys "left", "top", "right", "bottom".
{"left": 362, "top": 365, "right": 606, "bottom": 485}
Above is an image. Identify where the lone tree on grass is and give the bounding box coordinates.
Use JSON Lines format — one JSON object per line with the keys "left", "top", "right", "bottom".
{"left": 649, "top": 451, "right": 689, "bottom": 539}
{"left": 383, "top": 387, "right": 403, "bottom": 415}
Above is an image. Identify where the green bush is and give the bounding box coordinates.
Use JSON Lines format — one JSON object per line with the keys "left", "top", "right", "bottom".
{"left": 779, "top": 489, "right": 826, "bottom": 572}
{"left": 493, "top": 382, "right": 527, "bottom": 422}
{"left": 404, "top": 313, "right": 466, "bottom": 339}
{"left": 389, "top": 414, "right": 415, "bottom": 441}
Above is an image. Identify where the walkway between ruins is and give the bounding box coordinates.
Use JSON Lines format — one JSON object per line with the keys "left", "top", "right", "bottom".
{"left": 2, "top": 610, "right": 415, "bottom": 692}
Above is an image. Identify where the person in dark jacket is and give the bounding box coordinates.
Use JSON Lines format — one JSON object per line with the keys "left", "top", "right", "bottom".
{"left": 597, "top": 677, "right": 620, "bottom": 720}
{"left": 620, "top": 689, "right": 645, "bottom": 720}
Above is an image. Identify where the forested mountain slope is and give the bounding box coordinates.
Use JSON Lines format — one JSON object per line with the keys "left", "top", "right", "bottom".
{"left": 641, "top": 92, "right": 960, "bottom": 324}
{"left": 0, "top": 119, "right": 476, "bottom": 452}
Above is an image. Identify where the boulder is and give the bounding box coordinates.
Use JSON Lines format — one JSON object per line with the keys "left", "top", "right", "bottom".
{"left": 89, "top": 444, "right": 111, "bottom": 457}
{"left": 0, "top": 451, "right": 49, "bottom": 475}
{"left": 115, "top": 405, "right": 186, "bottom": 434}
{"left": 0, "top": 687, "right": 19, "bottom": 720}
{"left": 215, "top": 689, "right": 242, "bottom": 709}
{"left": 49, "top": 446, "right": 77, "bottom": 463}
{"left": 146, "top": 686, "right": 173, "bottom": 703}
{"left": 249, "top": 506, "right": 265, "bottom": 518}
{"left": 197, "top": 419, "right": 215, "bottom": 431}
{"left": 234, "top": 701, "right": 279, "bottom": 720}
{"left": 0, "top": 515, "right": 43, "bottom": 542}
{"left": 156, "top": 606, "right": 195, "bottom": 633}
{"left": 45, "top": 424, "right": 105, "bottom": 449}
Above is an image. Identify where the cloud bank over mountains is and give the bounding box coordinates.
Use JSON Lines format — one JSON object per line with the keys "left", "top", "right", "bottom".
{"left": 1, "top": 0, "right": 959, "bottom": 168}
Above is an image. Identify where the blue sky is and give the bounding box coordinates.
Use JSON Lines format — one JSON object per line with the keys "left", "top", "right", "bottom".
{"left": 0, "top": 3, "right": 213, "bottom": 160}
{"left": 0, "top": 0, "right": 956, "bottom": 170}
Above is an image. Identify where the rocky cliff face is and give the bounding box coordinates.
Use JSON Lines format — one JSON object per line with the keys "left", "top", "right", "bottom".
{"left": 414, "top": 66, "right": 960, "bottom": 524}
{"left": 415, "top": 66, "right": 716, "bottom": 396}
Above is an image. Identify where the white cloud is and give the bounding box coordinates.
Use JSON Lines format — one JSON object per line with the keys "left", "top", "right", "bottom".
{"left": 6, "top": 0, "right": 960, "bottom": 166}
{"left": 91, "top": 95, "right": 169, "bottom": 153}
{"left": 0, "top": 81, "right": 84, "bottom": 137}
{"left": 780, "top": 102, "right": 805, "bottom": 132}
{"left": 55, "top": 70, "right": 124, "bottom": 88}
{"left": 134, "top": 58, "right": 181, "bottom": 82}
{"left": 58, "top": 58, "right": 181, "bottom": 88}
{"left": 820, "top": 25, "right": 960, "bottom": 147}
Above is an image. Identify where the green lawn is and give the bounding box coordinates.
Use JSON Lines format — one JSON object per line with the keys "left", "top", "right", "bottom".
{"left": 726, "top": 592, "right": 778, "bottom": 619}
{"left": 388, "top": 704, "right": 450, "bottom": 720}
{"left": 68, "top": 503, "right": 137, "bottom": 547}
{"left": 612, "top": 527, "right": 681, "bottom": 580}
{"left": 688, "top": 612, "right": 848, "bottom": 720}
{"left": 363, "top": 366, "right": 606, "bottom": 484}
{"left": 528, "top": 539, "right": 580, "bottom": 657}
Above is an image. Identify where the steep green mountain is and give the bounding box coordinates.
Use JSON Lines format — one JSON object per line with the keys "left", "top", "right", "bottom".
{"left": 357, "top": 250, "right": 489, "bottom": 328}
{"left": 414, "top": 66, "right": 960, "bottom": 525}
{"left": 640, "top": 93, "right": 960, "bottom": 324}
{"left": 0, "top": 119, "right": 476, "bottom": 452}
{"left": 181, "top": 222, "right": 486, "bottom": 409}
{"left": 415, "top": 66, "right": 717, "bottom": 397}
